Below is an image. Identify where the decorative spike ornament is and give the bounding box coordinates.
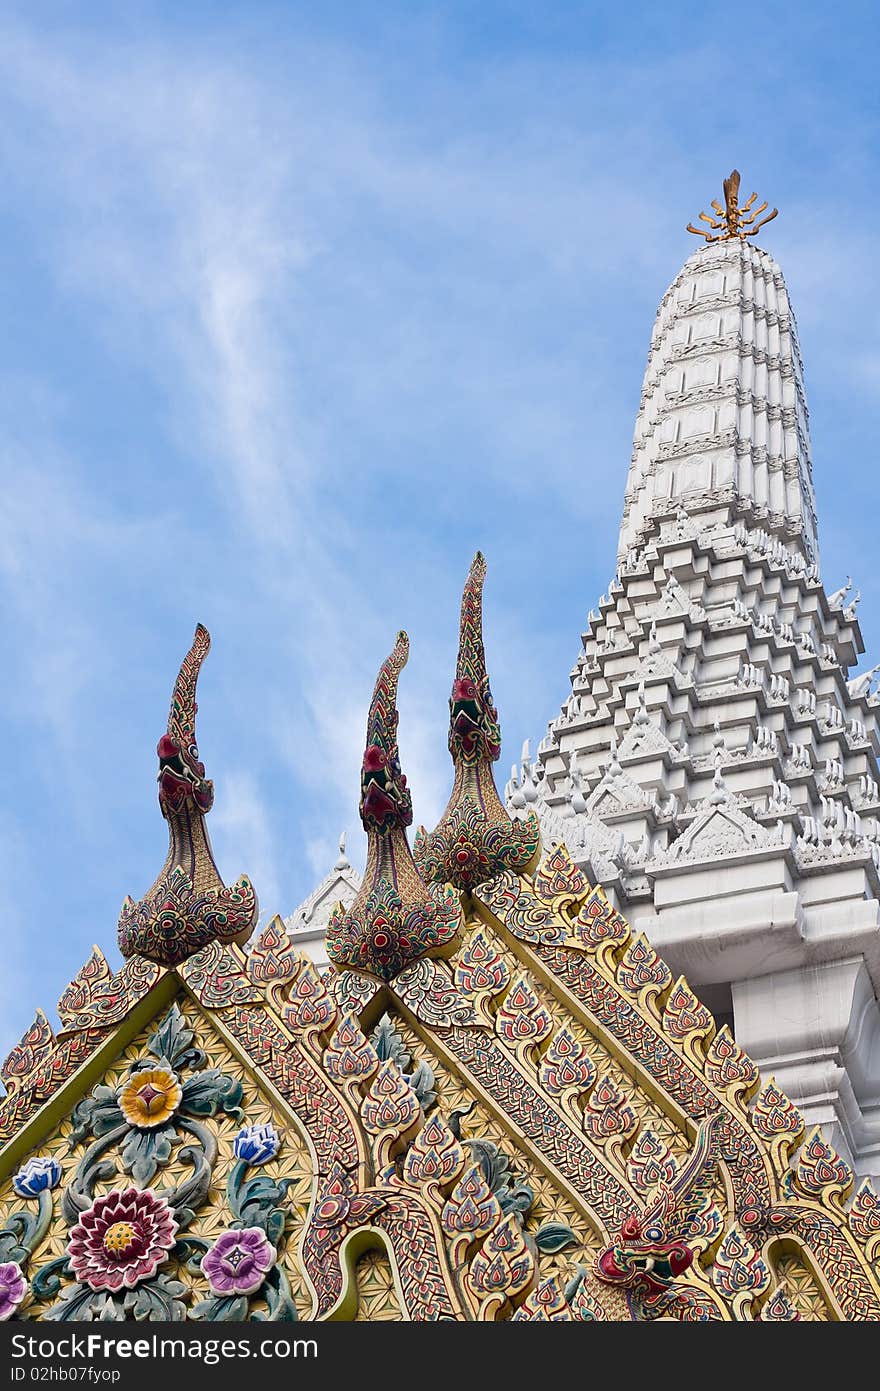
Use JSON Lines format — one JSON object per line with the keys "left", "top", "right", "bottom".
{"left": 415, "top": 553, "right": 539, "bottom": 891}
{"left": 117, "top": 625, "right": 257, "bottom": 965}
{"left": 326, "top": 632, "right": 462, "bottom": 981}
{"left": 359, "top": 630, "right": 413, "bottom": 833}
{"left": 686, "top": 169, "right": 778, "bottom": 243}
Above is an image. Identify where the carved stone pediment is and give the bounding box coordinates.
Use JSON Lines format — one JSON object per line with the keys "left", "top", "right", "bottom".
{"left": 587, "top": 771, "right": 655, "bottom": 820}
{"left": 657, "top": 799, "right": 786, "bottom": 866}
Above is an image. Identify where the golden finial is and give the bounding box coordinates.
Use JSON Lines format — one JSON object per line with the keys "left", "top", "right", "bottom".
{"left": 686, "top": 170, "right": 778, "bottom": 243}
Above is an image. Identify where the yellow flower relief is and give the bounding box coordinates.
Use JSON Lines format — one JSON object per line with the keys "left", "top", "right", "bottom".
{"left": 118, "top": 1068, "right": 183, "bottom": 1129}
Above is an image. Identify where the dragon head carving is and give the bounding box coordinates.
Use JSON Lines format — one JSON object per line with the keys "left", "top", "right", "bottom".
{"left": 448, "top": 552, "right": 501, "bottom": 765}
{"left": 595, "top": 1112, "right": 721, "bottom": 1296}
{"left": 360, "top": 630, "right": 413, "bottom": 834}
{"left": 157, "top": 623, "right": 214, "bottom": 816}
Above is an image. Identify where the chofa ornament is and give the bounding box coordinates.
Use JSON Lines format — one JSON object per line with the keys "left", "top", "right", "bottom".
{"left": 117, "top": 625, "right": 258, "bottom": 966}
{"left": 415, "top": 553, "right": 539, "bottom": 892}
{"left": 326, "top": 631, "right": 462, "bottom": 982}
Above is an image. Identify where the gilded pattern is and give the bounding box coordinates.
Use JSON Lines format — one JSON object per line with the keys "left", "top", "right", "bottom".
{"left": 4, "top": 861, "right": 880, "bottom": 1319}
{"left": 354, "top": 1251, "right": 403, "bottom": 1321}
{"left": 775, "top": 1254, "right": 830, "bottom": 1322}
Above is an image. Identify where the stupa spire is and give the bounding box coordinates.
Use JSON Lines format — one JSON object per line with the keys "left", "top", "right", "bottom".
{"left": 117, "top": 624, "right": 258, "bottom": 966}
{"left": 326, "top": 632, "right": 461, "bottom": 981}
{"left": 619, "top": 195, "right": 818, "bottom": 568}
{"left": 414, "top": 553, "right": 539, "bottom": 891}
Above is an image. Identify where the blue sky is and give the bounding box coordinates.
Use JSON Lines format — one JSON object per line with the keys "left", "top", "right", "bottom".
{"left": 1, "top": 1, "right": 878, "bottom": 1058}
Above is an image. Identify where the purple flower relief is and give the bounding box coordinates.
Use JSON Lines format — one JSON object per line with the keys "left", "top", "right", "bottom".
{"left": 233, "top": 1123, "right": 280, "bottom": 1166}
{"left": 0, "top": 1262, "right": 27, "bottom": 1320}
{"left": 202, "top": 1227, "right": 276, "bottom": 1297}
{"left": 13, "top": 1156, "right": 62, "bottom": 1198}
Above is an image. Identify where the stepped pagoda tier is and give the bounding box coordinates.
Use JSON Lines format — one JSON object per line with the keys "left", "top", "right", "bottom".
{"left": 514, "top": 174, "right": 880, "bottom": 1182}
{"left": 283, "top": 835, "right": 362, "bottom": 968}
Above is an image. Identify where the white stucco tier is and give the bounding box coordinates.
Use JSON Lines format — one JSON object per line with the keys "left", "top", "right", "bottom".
{"left": 619, "top": 238, "right": 818, "bottom": 568}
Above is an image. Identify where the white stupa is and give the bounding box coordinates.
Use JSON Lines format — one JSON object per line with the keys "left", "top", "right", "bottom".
{"left": 509, "top": 177, "right": 880, "bottom": 1179}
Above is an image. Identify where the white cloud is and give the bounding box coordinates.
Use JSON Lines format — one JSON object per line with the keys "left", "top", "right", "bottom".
{"left": 211, "top": 769, "right": 282, "bottom": 924}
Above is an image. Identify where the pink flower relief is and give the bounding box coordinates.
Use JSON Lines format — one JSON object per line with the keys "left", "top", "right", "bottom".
{"left": 0, "top": 1262, "right": 27, "bottom": 1320}
{"left": 67, "top": 1187, "right": 178, "bottom": 1293}
{"left": 202, "top": 1227, "right": 276, "bottom": 1297}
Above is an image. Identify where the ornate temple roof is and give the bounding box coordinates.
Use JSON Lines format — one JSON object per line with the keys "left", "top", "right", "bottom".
{"left": 2, "top": 183, "right": 880, "bottom": 1323}
{"left": 3, "top": 542, "right": 880, "bottom": 1322}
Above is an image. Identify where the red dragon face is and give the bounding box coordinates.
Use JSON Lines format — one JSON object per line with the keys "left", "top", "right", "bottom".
{"left": 449, "top": 677, "right": 501, "bottom": 764}
{"left": 360, "top": 743, "right": 413, "bottom": 832}
{"left": 157, "top": 733, "right": 214, "bottom": 815}
{"left": 595, "top": 1191, "right": 694, "bottom": 1293}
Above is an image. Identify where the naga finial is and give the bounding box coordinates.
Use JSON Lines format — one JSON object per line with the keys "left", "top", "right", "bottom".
{"left": 686, "top": 169, "right": 778, "bottom": 243}
{"left": 118, "top": 625, "right": 258, "bottom": 966}
{"left": 415, "top": 554, "right": 540, "bottom": 892}
{"left": 449, "top": 551, "right": 501, "bottom": 764}
{"left": 327, "top": 633, "right": 462, "bottom": 982}
{"left": 158, "top": 622, "right": 214, "bottom": 816}
{"left": 360, "top": 630, "right": 413, "bottom": 833}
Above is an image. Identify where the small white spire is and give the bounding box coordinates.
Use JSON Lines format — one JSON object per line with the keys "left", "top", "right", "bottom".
{"left": 607, "top": 735, "right": 622, "bottom": 780}
{"left": 334, "top": 832, "right": 350, "bottom": 871}
{"left": 568, "top": 751, "right": 587, "bottom": 815}
{"left": 708, "top": 761, "right": 728, "bottom": 805}
{"left": 847, "top": 663, "right": 880, "bottom": 700}
{"left": 634, "top": 680, "right": 650, "bottom": 727}
{"left": 845, "top": 589, "right": 862, "bottom": 618}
